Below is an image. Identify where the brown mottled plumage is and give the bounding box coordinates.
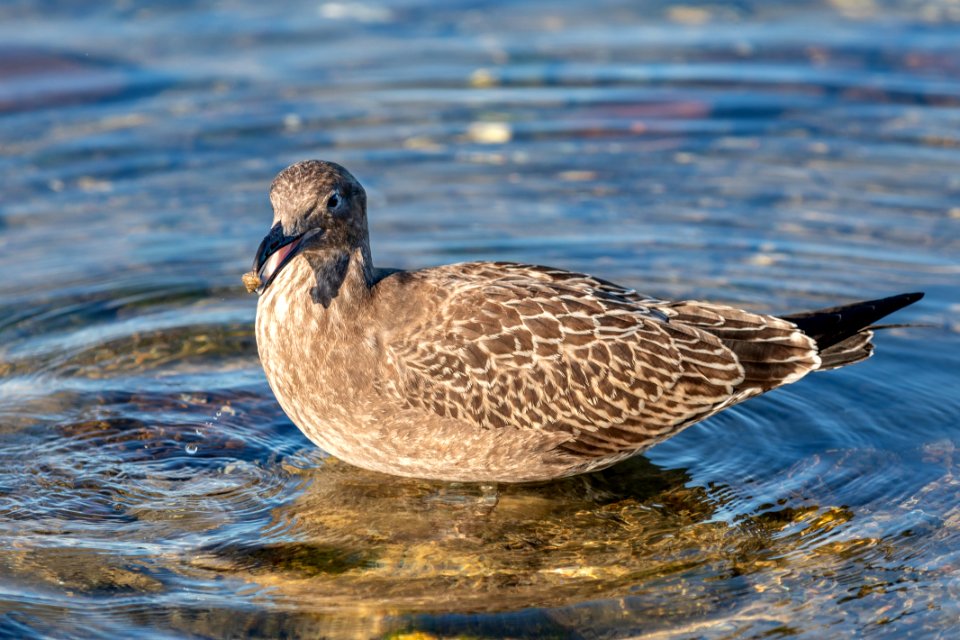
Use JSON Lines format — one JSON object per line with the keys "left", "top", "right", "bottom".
{"left": 249, "top": 160, "right": 923, "bottom": 482}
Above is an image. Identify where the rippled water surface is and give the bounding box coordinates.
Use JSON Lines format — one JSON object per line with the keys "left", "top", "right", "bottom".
{"left": 1, "top": 1, "right": 959, "bottom": 638}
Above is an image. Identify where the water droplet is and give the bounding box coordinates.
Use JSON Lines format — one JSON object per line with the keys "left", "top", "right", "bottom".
{"left": 185, "top": 443, "right": 198, "bottom": 455}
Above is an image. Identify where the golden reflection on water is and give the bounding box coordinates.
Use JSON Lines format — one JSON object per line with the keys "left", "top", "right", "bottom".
{"left": 168, "top": 445, "right": 959, "bottom": 638}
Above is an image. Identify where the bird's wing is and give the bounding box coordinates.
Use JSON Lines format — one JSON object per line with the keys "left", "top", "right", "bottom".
{"left": 376, "top": 262, "right": 753, "bottom": 455}
{"left": 431, "top": 263, "right": 823, "bottom": 392}
{"left": 652, "top": 300, "right": 821, "bottom": 391}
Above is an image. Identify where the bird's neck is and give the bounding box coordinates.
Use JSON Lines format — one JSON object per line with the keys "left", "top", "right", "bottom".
{"left": 303, "top": 244, "right": 374, "bottom": 308}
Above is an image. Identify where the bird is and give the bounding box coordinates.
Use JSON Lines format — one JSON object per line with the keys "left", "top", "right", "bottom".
{"left": 247, "top": 159, "right": 923, "bottom": 483}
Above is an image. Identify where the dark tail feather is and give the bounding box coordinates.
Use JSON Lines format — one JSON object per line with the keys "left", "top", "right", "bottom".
{"left": 816, "top": 330, "right": 875, "bottom": 370}
{"left": 782, "top": 292, "right": 924, "bottom": 356}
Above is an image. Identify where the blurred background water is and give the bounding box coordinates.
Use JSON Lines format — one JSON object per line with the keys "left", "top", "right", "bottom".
{"left": 0, "top": 0, "right": 958, "bottom": 638}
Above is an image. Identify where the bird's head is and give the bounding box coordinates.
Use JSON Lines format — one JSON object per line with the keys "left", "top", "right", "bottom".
{"left": 248, "top": 160, "right": 369, "bottom": 294}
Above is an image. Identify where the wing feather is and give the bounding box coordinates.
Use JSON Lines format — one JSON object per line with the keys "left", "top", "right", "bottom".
{"left": 654, "top": 300, "right": 821, "bottom": 391}
{"left": 374, "top": 262, "right": 838, "bottom": 461}
{"left": 379, "top": 263, "right": 755, "bottom": 459}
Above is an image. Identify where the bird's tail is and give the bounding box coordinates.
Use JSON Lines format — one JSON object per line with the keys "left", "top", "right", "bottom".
{"left": 782, "top": 292, "right": 924, "bottom": 370}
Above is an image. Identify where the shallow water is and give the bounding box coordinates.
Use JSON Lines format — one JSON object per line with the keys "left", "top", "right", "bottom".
{"left": 1, "top": 0, "right": 959, "bottom": 638}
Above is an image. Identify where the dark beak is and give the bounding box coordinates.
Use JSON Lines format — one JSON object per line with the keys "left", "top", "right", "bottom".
{"left": 253, "top": 223, "right": 310, "bottom": 293}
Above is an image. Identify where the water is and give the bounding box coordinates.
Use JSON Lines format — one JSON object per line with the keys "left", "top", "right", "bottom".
{"left": 1, "top": 0, "right": 958, "bottom": 637}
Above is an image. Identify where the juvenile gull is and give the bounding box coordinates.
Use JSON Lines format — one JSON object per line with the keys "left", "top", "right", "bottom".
{"left": 248, "top": 160, "right": 923, "bottom": 483}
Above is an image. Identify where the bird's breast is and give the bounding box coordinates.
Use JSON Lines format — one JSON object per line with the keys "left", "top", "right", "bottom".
{"left": 255, "top": 262, "right": 381, "bottom": 428}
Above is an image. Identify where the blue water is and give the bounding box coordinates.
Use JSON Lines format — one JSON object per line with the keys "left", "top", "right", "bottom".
{"left": 0, "top": 1, "right": 958, "bottom": 638}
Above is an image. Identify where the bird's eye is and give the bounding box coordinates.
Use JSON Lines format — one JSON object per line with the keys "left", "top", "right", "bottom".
{"left": 328, "top": 192, "right": 340, "bottom": 210}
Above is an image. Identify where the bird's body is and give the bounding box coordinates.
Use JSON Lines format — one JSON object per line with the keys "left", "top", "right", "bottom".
{"left": 250, "top": 160, "right": 922, "bottom": 483}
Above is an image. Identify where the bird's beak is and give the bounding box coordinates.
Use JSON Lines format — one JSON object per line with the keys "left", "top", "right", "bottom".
{"left": 252, "top": 223, "right": 318, "bottom": 294}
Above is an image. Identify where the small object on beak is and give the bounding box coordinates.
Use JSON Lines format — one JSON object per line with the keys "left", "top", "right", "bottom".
{"left": 242, "top": 271, "right": 262, "bottom": 293}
